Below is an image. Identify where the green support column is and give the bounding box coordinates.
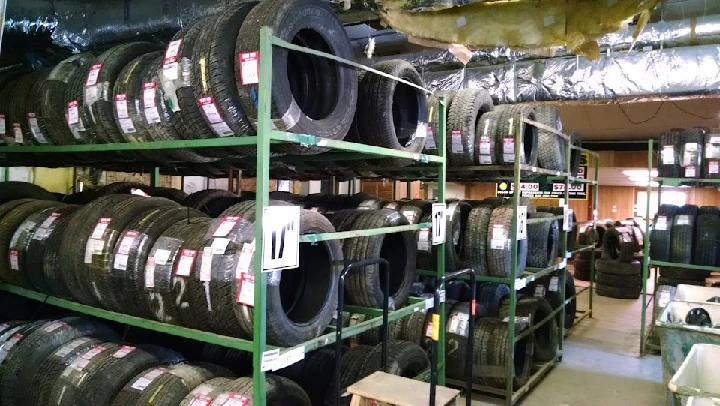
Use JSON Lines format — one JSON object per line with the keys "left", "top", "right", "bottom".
{"left": 253, "top": 26, "right": 274, "bottom": 405}
{"left": 2, "top": 167, "right": 8, "bottom": 182}
{"left": 436, "top": 96, "right": 447, "bottom": 385}
{"left": 640, "top": 139, "right": 653, "bottom": 356}
{"left": 150, "top": 167, "right": 160, "bottom": 187}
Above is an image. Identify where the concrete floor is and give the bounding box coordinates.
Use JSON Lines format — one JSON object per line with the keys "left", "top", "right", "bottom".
{"left": 468, "top": 276, "right": 666, "bottom": 405}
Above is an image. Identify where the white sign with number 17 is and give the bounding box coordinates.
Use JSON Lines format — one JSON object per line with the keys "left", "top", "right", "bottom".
{"left": 431, "top": 203, "right": 446, "bottom": 245}
{"left": 262, "top": 206, "right": 300, "bottom": 271}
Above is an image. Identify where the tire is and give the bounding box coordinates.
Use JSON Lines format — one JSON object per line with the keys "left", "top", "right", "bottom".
{"left": 401, "top": 310, "right": 431, "bottom": 349}
{"left": 659, "top": 266, "right": 709, "bottom": 281}
{"left": 650, "top": 205, "right": 678, "bottom": 261}
{"left": 534, "top": 105, "right": 564, "bottom": 171}
{"left": 595, "top": 271, "right": 642, "bottom": 288}
{"left": 232, "top": 207, "right": 343, "bottom": 346}
{"left": 0, "top": 76, "right": 23, "bottom": 144}
{"left": 473, "top": 318, "right": 532, "bottom": 389}
{"left": 0, "top": 317, "right": 116, "bottom": 405}
{"left": 83, "top": 42, "right": 163, "bottom": 144}
{"left": 600, "top": 227, "right": 635, "bottom": 263}
{"left": 572, "top": 261, "right": 591, "bottom": 281}
{"left": 541, "top": 268, "right": 576, "bottom": 329}
{"left": 496, "top": 105, "right": 539, "bottom": 176}
{"left": 39, "top": 54, "right": 97, "bottom": 145}
{"left": 448, "top": 88, "right": 493, "bottom": 166}
{"left": 324, "top": 344, "right": 373, "bottom": 406}
{"left": 0, "top": 199, "right": 62, "bottom": 284}
{"left": 111, "top": 206, "right": 207, "bottom": 318}
{"left": 703, "top": 132, "right": 720, "bottom": 179}
{"left": 424, "top": 94, "right": 443, "bottom": 153}
{"left": 182, "top": 189, "right": 237, "bottom": 212}
{"left": 500, "top": 296, "right": 558, "bottom": 362}
{"left": 526, "top": 212, "right": 559, "bottom": 268}
{"left": 355, "top": 60, "right": 428, "bottom": 166}
{"left": 111, "top": 363, "right": 233, "bottom": 406}
{"left": 191, "top": 3, "right": 257, "bottom": 150}
{"left": 7, "top": 205, "right": 67, "bottom": 289}
{"left": 680, "top": 128, "right": 705, "bottom": 178}
{"left": 659, "top": 129, "right": 682, "bottom": 178}
{"left": 236, "top": 0, "right": 357, "bottom": 153}
{"left": 358, "top": 339, "right": 430, "bottom": 381}
{"left": 144, "top": 187, "right": 189, "bottom": 203}
{"left": 694, "top": 213, "right": 720, "bottom": 266}
{"left": 31, "top": 336, "right": 104, "bottom": 406}
{"left": 595, "top": 259, "right": 641, "bottom": 276}
{"left": 64, "top": 64, "right": 101, "bottom": 144}
{"left": 207, "top": 375, "right": 311, "bottom": 406}
{"left": 537, "top": 206, "right": 577, "bottom": 255}
{"left": 96, "top": 182, "right": 151, "bottom": 195}
{"left": 446, "top": 302, "right": 481, "bottom": 381}
{"left": 569, "top": 132, "right": 582, "bottom": 177}
{"left": 446, "top": 201, "right": 472, "bottom": 273}
{"left": 657, "top": 276, "right": 706, "bottom": 287}
{"left": 22, "top": 69, "right": 55, "bottom": 146}
{"left": 8, "top": 70, "right": 48, "bottom": 146}
{"left": 670, "top": 207, "right": 696, "bottom": 264}
{"left": 462, "top": 203, "right": 500, "bottom": 276}
{"left": 476, "top": 282, "right": 510, "bottom": 317}
{"left": 576, "top": 248, "right": 601, "bottom": 261}
{"left": 0, "top": 182, "right": 57, "bottom": 204}
{"left": 275, "top": 348, "right": 335, "bottom": 405}
{"left": 596, "top": 283, "right": 641, "bottom": 299}
{"left": 336, "top": 209, "right": 415, "bottom": 309}
{"left": 487, "top": 206, "right": 528, "bottom": 278}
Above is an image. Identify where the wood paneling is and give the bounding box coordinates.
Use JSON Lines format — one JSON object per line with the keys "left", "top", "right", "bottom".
{"left": 595, "top": 186, "right": 636, "bottom": 220}
{"left": 464, "top": 183, "right": 496, "bottom": 199}
{"left": 597, "top": 151, "right": 656, "bottom": 168}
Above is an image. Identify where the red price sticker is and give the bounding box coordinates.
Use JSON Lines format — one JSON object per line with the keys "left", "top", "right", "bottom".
{"left": 188, "top": 395, "right": 213, "bottom": 406}
{"left": 236, "top": 273, "right": 255, "bottom": 306}
{"left": 175, "top": 249, "right": 197, "bottom": 277}
{"left": 67, "top": 101, "right": 80, "bottom": 125}
{"left": 220, "top": 393, "right": 250, "bottom": 406}
{"left": 163, "top": 39, "right": 183, "bottom": 64}
{"left": 9, "top": 249, "right": 19, "bottom": 271}
{"left": 86, "top": 64, "right": 103, "bottom": 87}
{"left": 212, "top": 216, "right": 240, "bottom": 237}
{"left": 239, "top": 51, "right": 259, "bottom": 85}
{"left": 90, "top": 218, "right": 112, "bottom": 239}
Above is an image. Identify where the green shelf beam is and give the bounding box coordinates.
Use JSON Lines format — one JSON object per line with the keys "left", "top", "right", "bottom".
{"left": 648, "top": 260, "right": 720, "bottom": 272}
{"left": 0, "top": 137, "right": 268, "bottom": 153}
{"left": 653, "top": 177, "right": 720, "bottom": 186}
{"left": 300, "top": 223, "right": 430, "bottom": 243}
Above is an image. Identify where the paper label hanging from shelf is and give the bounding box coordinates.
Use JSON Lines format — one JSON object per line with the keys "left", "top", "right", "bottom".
{"left": 143, "top": 83, "right": 161, "bottom": 124}
{"left": 175, "top": 249, "right": 197, "bottom": 277}
{"left": 516, "top": 206, "right": 527, "bottom": 240}
{"left": 262, "top": 206, "right": 299, "bottom": 271}
{"left": 239, "top": 51, "right": 260, "bottom": 85}
{"left": 236, "top": 273, "right": 254, "bottom": 306}
{"left": 260, "top": 348, "right": 280, "bottom": 372}
{"left": 451, "top": 130, "right": 463, "bottom": 153}
{"left": 431, "top": 203, "right": 446, "bottom": 245}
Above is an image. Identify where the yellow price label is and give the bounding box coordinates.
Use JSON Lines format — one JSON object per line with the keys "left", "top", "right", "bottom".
{"left": 431, "top": 313, "right": 440, "bottom": 341}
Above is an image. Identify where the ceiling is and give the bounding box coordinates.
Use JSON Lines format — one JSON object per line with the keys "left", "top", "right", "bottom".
{"left": 558, "top": 98, "right": 720, "bottom": 142}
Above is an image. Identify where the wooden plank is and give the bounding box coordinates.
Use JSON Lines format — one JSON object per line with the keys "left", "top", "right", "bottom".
{"left": 347, "top": 371, "right": 460, "bottom": 406}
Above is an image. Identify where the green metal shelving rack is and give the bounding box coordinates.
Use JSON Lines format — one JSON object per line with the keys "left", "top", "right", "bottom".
{"left": 0, "top": 26, "right": 449, "bottom": 405}
{"left": 639, "top": 139, "right": 720, "bottom": 355}
{"left": 431, "top": 118, "right": 600, "bottom": 405}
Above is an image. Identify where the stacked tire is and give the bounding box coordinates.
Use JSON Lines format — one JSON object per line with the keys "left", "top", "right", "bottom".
{"left": 595, "top": 226, "right": 642, "bottom": 299}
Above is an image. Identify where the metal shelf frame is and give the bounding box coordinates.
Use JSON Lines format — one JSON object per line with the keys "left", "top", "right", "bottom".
{"left": 0, "top": 26, "right": 449, "bottom": 405}
{"left": 441, "top": 114, "right": 600, "bottom": 405}
{"left": 639, "top": 139, "right": 720, "bottom": 355}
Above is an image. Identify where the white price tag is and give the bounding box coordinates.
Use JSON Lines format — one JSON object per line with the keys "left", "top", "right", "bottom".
{"left": 84, "top": 85, "right": 99, "bottom": 105}
{"left": 200, "top": 247, "right": 213, "bottom": 282}
{"left": 417, "top": 228, "right": 430, "bottom": 251}
{"left": 534, "top": 285, "right": 545, "bottom": 297}
{"left": 144, "top": 257, "right": 156, "bottom": 288}
{"left": 685, "top": 166, "right": 697, "bottom": 177}
{"left": 0, "top": 115, "right": 5, "bottom": 135}
{"left": 655, "top": 216, "right": 668, "bottom": 231}
{"left": 84, "top": 238, "right": 104, "bottom": 264}
{"left": 212, "top": 216, "right": 240, "bottom": 237}
{"left": 515, "top": 278, "right": 527, "bottom": 290}
{"left": 234, "top": 242, "right": 255, "bottom": 277}
{"left": 676, "top": 215, "right": 690, "bottom": 226}
{"left": 113, "top": 254, "right": 129, "bottom": 270}
{"left": 67, "top": 101, "right": 80, "bottom": 125}
{"left": 175, "top": 249, "right": 197, "bottom": 277}
{"left": 479, "top": 155, "right": 492, "bottom": 164}
{"left": 415, "top": 122, "right": 427, "bottom": 139}
{"left": 236, "top": 273, "right": 254, "bottom": 306}
{"left": 81, "top": 345, "right": 105, "bottom": 361}
{"left": 563, "top": 206, "right": 571, "bottom": 231}
{"left": 112, "top": 345, "right": 135, "bottom": 358}
{"left": 9, "top": 250, "right": 18, "bottom": 271}
{"left": 491, "top": 224, "right": 507, "bottom": 250}
{"left": 239, "top": 51, "right": 260, "bottom": 85}
{"left": 154, "top": 249, "right": 171, "bottom": 266}
{"left": 402, "top": 210, "right": 416, "bottom": 224}
{"left": 55, "top": 337, "right": 90, "bottom": 357}
{"left": 271, "top": 347, "right": 306, "bottom": 371}
{"left": 260, "top": 348, "right": 280, "bottom": 372}
{"left": 710, "top": 161, "right": 720, "bottom": 174}
{"left": 662, "top": 146, "right": 675, "bottom": 165}
{"left": 44, "top": 321, "right": 65, "bottom": 333}
{"left": 115, "top": 94, "right": 129, "bottom": 118}
{"left": 197, "top": 97, "right": 234, "bottom": 136}
{"left": 516, "top": 206, "right": 527, "bottom": 240}
{"left": 90, "top": 218, "right": 112, "bottom": 239}
{"left": 424, "top": 129, "right": 436, "bottom": 149}
{"left": 451, "top": 130, "right": 463, "bottom": 153}
{"left": 549, "top": 276, "right": 559, "bottom": 292}
{"left": 162, "top": 62, "right": 180, "bottom": 81}
{"left": 131, "top": 367, "right": 167, "bottom": 391}
{"left": 163, "top": 39, "right": 182, "bottom": 64}
{"left": 431, "top": 203, "right": 446, "bottom": 245}
{"left": 503, "top": 138, "right": 514, "bottom": 154}
{"left": 12, "top": 124, "right": 23, "bottom": 144}
{"left": 262, "top": 206, "right": 300, "bottom": 271}
{"left": 27, "top": 113, "right": 47, "bottom": 143}
{"left": 210, "top": 121, "right": 234, "bottom": 137}
{"left": 117, "top": 231, "right": 138, "bottom": 255}
{"left": 658, "top": 291, "right": 671, "bottom": 307}
{"left": 210, "top": 238, "right": 230, "bottom": 254}
{"left": 143, "top": 83, "right": 161, "bottom": 124}
{"left": 478, "top": 136, "right": 491, "bottom": 155}
{"left": 86, "top": 64, "right": 102, "bottom": 86}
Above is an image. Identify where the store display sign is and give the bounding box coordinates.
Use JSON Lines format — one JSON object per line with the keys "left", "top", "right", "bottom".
{"left": 495, "top": 153, "right": 588, "bottom": 200}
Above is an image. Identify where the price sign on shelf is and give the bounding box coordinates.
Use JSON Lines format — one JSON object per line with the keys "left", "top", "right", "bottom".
{"left": 262, "top": 206, "right": 300, "bottom": 271}
{"left": 431, "top": 203, "right": 446, "bottom": 245}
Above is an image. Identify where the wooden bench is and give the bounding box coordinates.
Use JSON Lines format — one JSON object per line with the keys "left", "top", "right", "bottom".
{"left": 347, "top": 371, "right": 461, "bottom": 406}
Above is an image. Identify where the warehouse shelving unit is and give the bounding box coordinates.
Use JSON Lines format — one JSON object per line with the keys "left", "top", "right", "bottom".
{"left": 0, "top": 26, "right": 448, "bottom": 405}
{"left": 416, "top": 118, "right": 599, "bottom": 405}
{"left": 639, "top": 139, "right": 720, "bottom": 355}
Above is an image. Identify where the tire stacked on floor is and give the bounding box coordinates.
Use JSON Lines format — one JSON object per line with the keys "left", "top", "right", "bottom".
{"left": 595, "top": 226, "right": 642, "bottom": 299}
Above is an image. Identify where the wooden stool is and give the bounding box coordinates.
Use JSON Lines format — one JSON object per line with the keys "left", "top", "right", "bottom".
{"left": 347, "top": 371, "right": 461, "bottom": 406}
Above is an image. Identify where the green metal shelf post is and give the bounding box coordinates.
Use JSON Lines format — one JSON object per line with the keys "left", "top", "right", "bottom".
{"left": 640, "top": 139, "right": 653, "bottom": 356}
{"left": 436, "top": 95, "right": 448, "bottom": 385}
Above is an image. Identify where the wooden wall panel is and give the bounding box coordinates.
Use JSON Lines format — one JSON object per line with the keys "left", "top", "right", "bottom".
{"left": 597, "top": 151, "right": 656, "bottom": 168}
{"left": 464, "top": 183, "right": 496, "bottom": 199}
{"left": 595, "top": 186, "right": 636, "bottom": 220}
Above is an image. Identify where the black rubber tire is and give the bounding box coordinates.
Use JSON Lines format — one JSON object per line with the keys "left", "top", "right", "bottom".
{"left": 336, "top": 209, "right": 415, "bottom": 309}
{"left": 487, "top": 206, "right": 528, "bottom": 277}
{"left": 596, "top": 283, "right": 641, "bottom": 299}
{"left": 111, "top": 206, "right": 207, "bottom": 318}
{"left": 595, "top": 259, "right": 641, "bottom": 276}
{"left": 462, "top": 204, "right": 493, "bottom": 276}
{"left": 31, "top": 336, "right": 104, "bottom": 406}
{"left": 191, "top": 3, "right": 257, "bottom": 149}
{"left": 694, "top": 212, "right": 720, "bottom": 266}
{"left": 275, "top": 348, "right": 335, "bottom": 405}
{"left": 401, "top": 310, "right": 431, "bottom": 349}
{"left": 23, "top": 69, "right": 56, "bottom": 145}
{"left": 595, "top": 271, "right": 642, "bottom": 288}
{"left": 526, "top": 212, "right": 559, "bottom": 268}
{"left": 500, "top": 296, "right": 558, "bottom": 362}
{"left": 659, "top": 266, "right": 709, "bottom": 281}
{"left": 448, "top": 88, "right": 493, "bottom": 167}
{"left": 83, "top": 42, "right": 163, "bottom": 144}
{"left": 537, "top": 206, "right": 577, "bottom": 255}
{"left": 0, "top": 76, "right": 23, "bottom": 144}
{"left": 0, "top": 182, "right": 57, "bottom": 204}
{"left": 534, "top": 105, "right": 564, "bottom": 171}
{"left": 476, "top": 282, "right": 511, "bottom": 317}
{"left": 657, "top": 275, "right": 707, "bottom": 287}
{"left": 181, "top": 189, "right": 237, "bottom": 211}
{"left": 111, "top": 362, "right": 233, "bottom": 406}
{"left": 650, "top": 205, "right": 679, "bottom": 261}
{"left": 680, "top": 128, "right": 705, "bottom": 178}
{"left": 473, "top": 317, "right": 532, "bottom": 390}
{"left": 8, "top": 70, "right": 48, "bottom": 146}
{"left": 670, "top": 207, "right": 697, "bottom": 264}
{"left": 96, "top": 182, "right": 150, "bottom": 196}
{"left": 358, "top": 339, "right": 430, "bottom": 381}
{"left": 0, "top": 199, "right": 62, "bottom": 285}
{"left": 206, "top": 375, "right": 311, "bottom": 406}
{"left": 144, "top": 187, "right": 189, "bottom": 203}
{"left": 600, "top": 227, "right": 635, "bottom": 263}
{"left": 569, "top": 132, "right": 582, "bottom": 177}
{"left": 355, "top": 60, "right": 427, "bottom": 166}
{"left": 659, "top": 129, "right": 682, "bottom": 178}
{"left": 236, "top": 0, "right": 357, "bottom": 153}
{"left": 446, "top": 302, "right": 482, "bottom": 381}
{"left": 572, "top": 261, "right": 591, "bottom": 281}
{"left": 0, "top": 317, "right": 116, "bottom": 405}
{"left": 541, "top": 268, "right": 577, "bottom": 329}
{"left": 7, "top": 205, "right": 67, "bottom": 289}
{"left": 445, "top": 201, "right": 472, "bottom": 273}
{"left": 63, "top": 64, "right": 101, "bottom": 144}
{"left": 496, "top": 105, "right": 539, "bottom": 176}
{"left": 324, "top": 344, "right": 374, "bottom": 406}
{"left": 233, "top": 207, "right": 343, "bottom": 347}
{"left": 703, "top": 132, "right": 720, "bottom": 179}
{"left": 576, "top": 248, "right": 601, "bottom": 261}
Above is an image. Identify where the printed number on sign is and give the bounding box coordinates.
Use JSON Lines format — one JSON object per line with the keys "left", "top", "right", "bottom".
{"left": 262, "top": 206, "right": 300, "bottom": 271}
{"left": 431, "top": 203, "right": 446, "bottom": 245}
